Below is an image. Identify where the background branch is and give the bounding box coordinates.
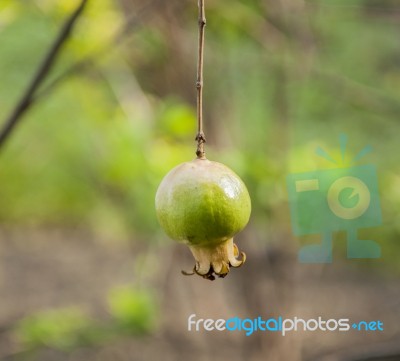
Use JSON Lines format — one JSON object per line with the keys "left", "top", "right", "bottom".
{"left": 0, "top": 0, "right": 166, "bottom": 153}
{"left": 33, "top": 0, "right": 165, "bottom": 103}
{"left": 0, "top": 0, "right": 89, "bottom": 150}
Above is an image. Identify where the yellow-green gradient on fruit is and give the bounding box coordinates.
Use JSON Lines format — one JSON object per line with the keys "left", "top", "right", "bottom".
{"left": 155, "top": 159, "right": 251, "bottom": 248}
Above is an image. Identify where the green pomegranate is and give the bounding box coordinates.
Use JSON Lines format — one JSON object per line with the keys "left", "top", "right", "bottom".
{"left": 155, "top": 158, "right": 251, "bottom": 280}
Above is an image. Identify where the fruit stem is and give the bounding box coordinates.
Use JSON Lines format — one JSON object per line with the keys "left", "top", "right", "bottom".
{"left": 195, "top": 0, "right": 206, "bottom": 159}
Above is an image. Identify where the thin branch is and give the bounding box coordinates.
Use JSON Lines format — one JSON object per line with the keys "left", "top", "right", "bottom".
{"left": 0, "top": 0, "right": 89, "bottom": 150}
{"left": 195, "top": 0, "right": 207, "bottom": 159}
{"left": 33, "top": 0, "right": 164, "bottom": 103}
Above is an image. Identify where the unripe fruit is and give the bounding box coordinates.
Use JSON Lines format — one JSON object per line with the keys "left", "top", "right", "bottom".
{"left": 155, "top": 158, "right": 251, "bottom": 280}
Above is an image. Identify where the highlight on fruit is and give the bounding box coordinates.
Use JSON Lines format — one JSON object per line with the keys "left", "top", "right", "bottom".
{"left": 155, "top": 158, "right": 251, "bottom": 280}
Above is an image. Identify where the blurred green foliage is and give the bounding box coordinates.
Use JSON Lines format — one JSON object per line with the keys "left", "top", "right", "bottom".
{"left": 1, "top": 0, "right": 400, "bottom": 358}
{"left": 14, "top": 308, "right": 97, "bottom": 351}
{"left": 108, "top": 286, "right": 157, "bottom": 334}
{"left": 0, "top": 1, "right": 400, "bottom": 255}
{"left": 14, "top": 286, "right": 157, "bottom": 352}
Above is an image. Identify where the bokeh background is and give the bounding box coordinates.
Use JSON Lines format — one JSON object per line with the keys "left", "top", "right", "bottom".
{"left": 0, "top": 0, "right": 400, "bottom": 360}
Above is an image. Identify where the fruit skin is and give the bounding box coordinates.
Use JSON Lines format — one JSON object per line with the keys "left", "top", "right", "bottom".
{"left": 155, "top": 158, "right": 251, "bottom": 247}
{"left": 155, "top": 158, "right": 251, "bottom": 280}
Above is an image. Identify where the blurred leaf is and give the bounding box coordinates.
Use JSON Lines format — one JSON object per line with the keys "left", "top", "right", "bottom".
{"left": 156, "top": 99, "right": 196, "bottom": 140}
{"left": 108, "top": 286, "right": 158, "bottom": 335}
{"left": 14, "top": 308, "right": 93, "bottom": 351}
